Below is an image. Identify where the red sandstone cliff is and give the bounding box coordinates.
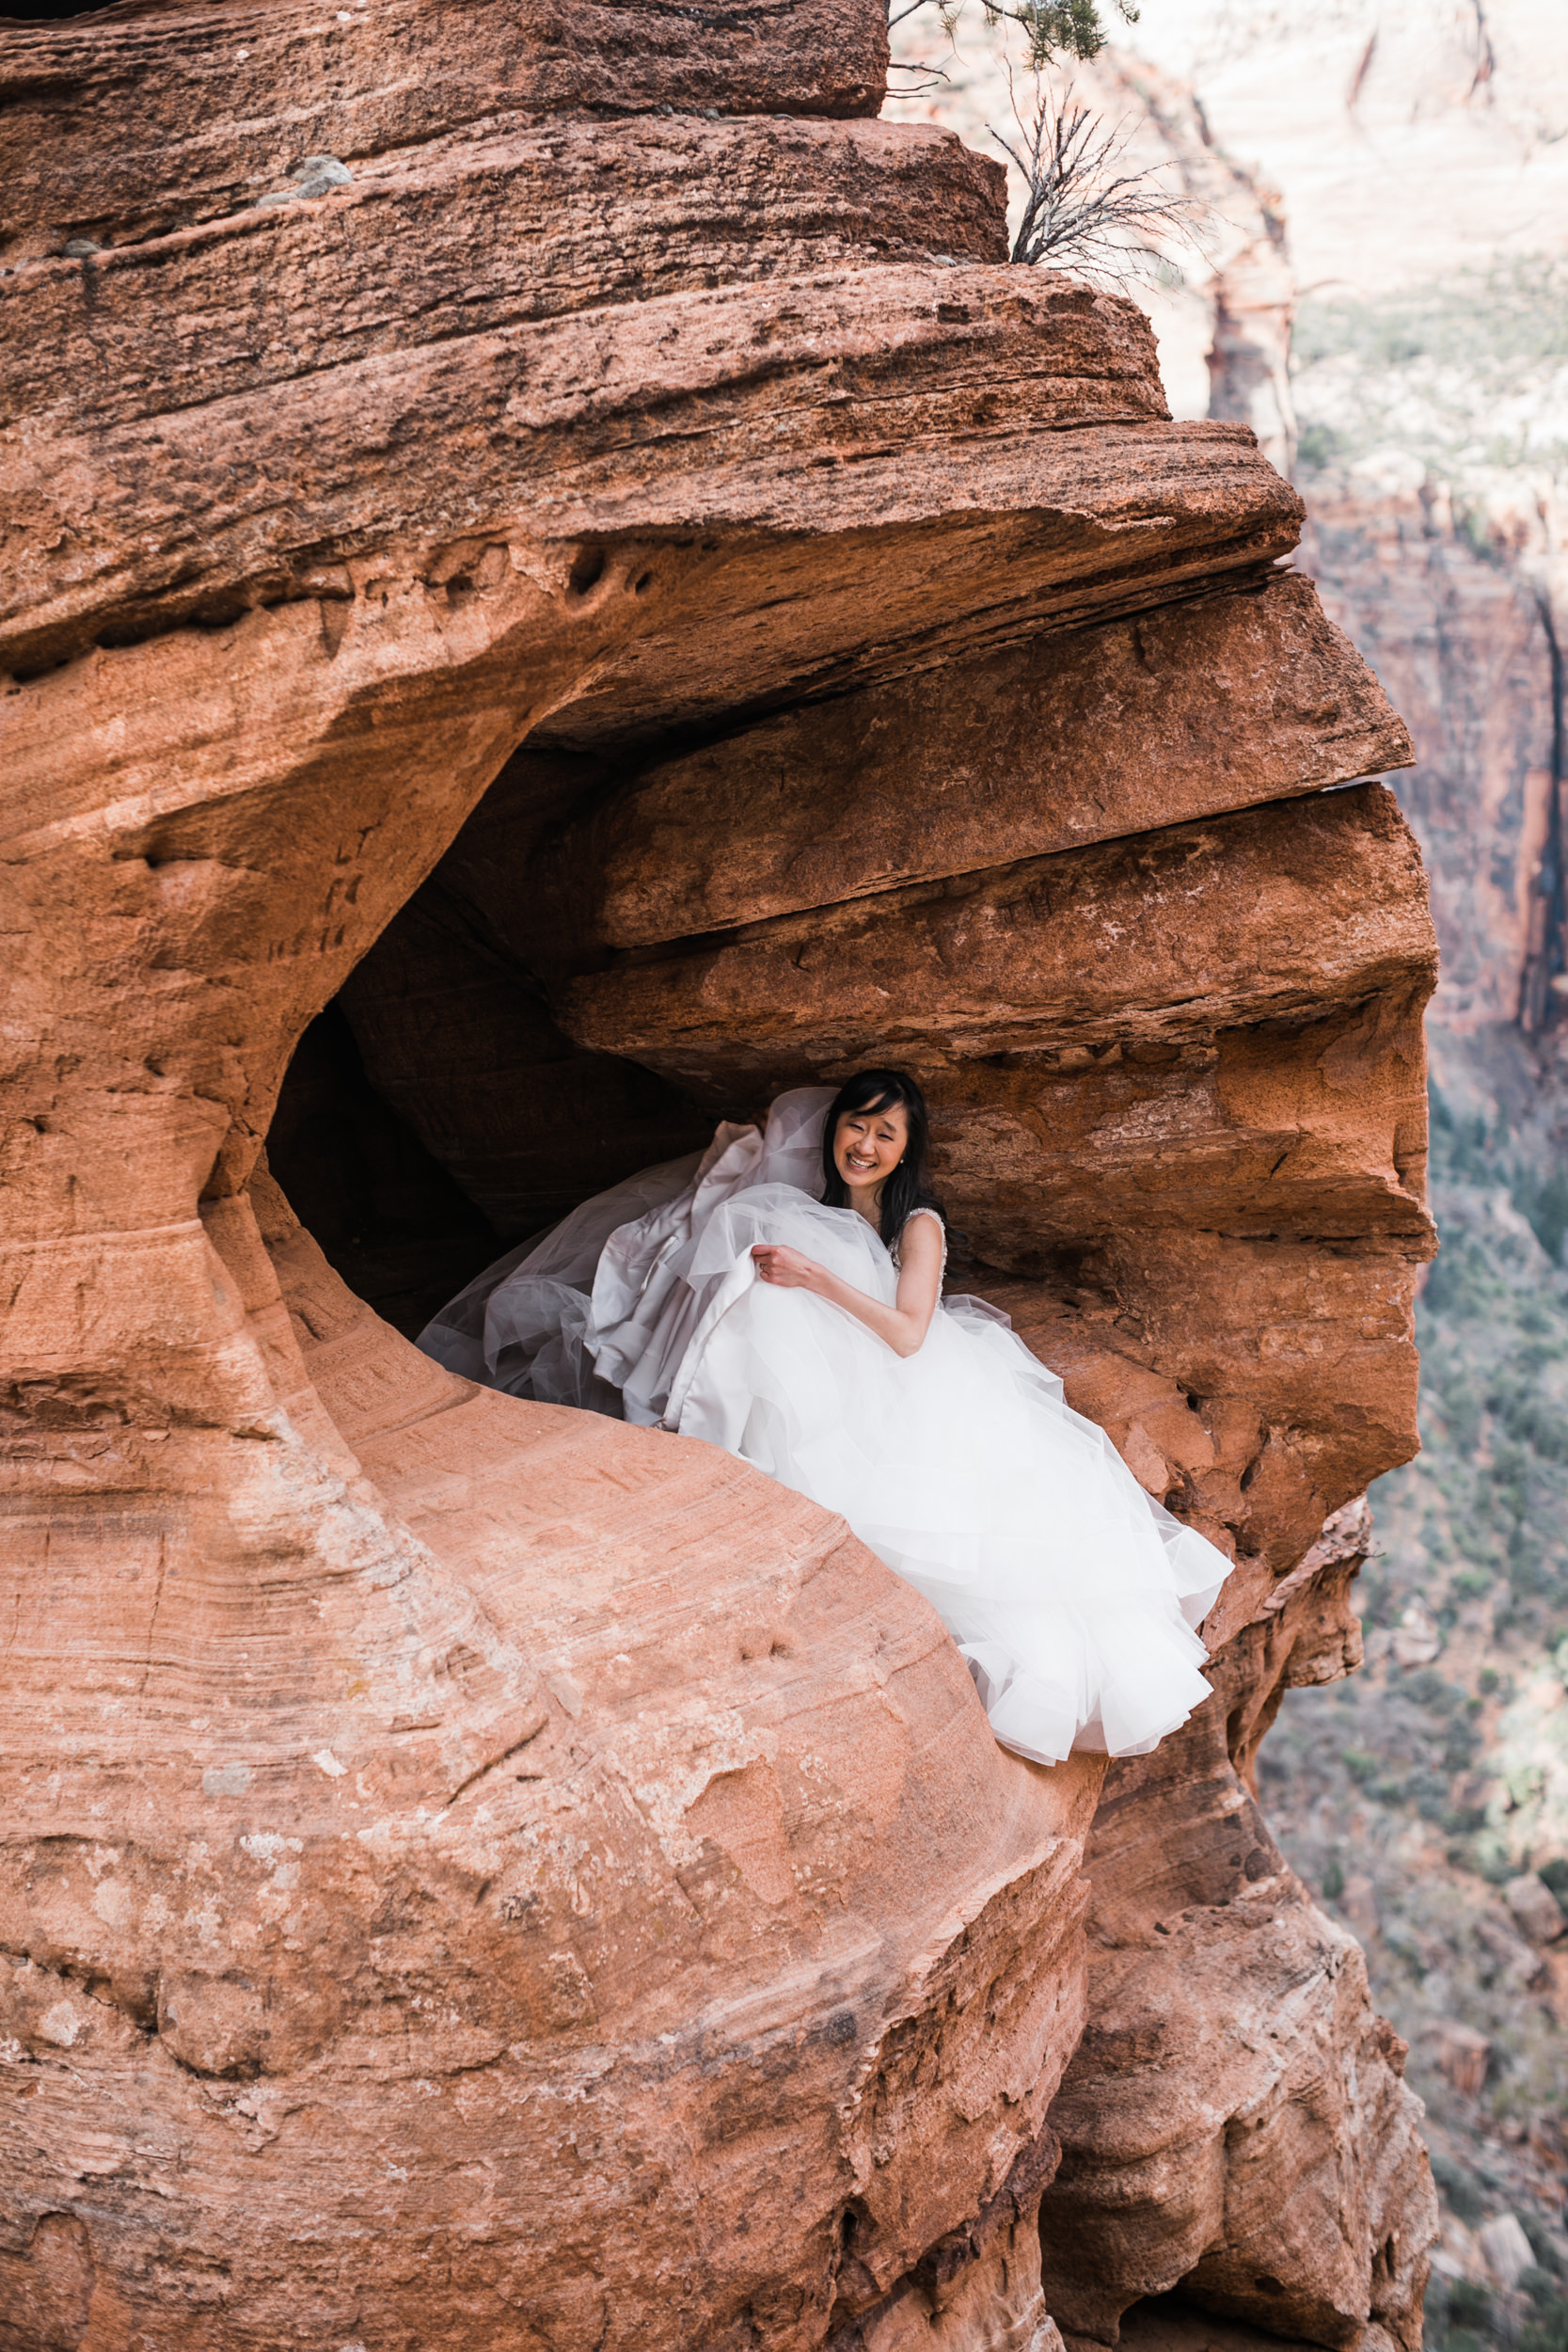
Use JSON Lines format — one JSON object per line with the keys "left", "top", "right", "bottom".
{"left": 0, "top": 4, "right": 1437, "bottom": 2345}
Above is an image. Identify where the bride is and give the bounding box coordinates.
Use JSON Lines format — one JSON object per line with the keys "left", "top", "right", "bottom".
{"left": 419, "top": 1072, "right": 1227, "bottom": 1767}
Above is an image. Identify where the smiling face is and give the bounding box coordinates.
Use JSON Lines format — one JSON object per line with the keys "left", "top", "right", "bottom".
{"left": 832, "top": 1099, "right": 910, "bottom": 1200}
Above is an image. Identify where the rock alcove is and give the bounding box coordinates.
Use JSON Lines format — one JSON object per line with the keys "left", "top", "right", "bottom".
{"left": 2, "top": 2, "right": 1440, "bottom": 2346}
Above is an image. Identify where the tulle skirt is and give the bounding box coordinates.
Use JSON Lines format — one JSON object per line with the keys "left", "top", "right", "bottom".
{"left": 420, "top": 1092, "right": 1225, "bottom": 1766}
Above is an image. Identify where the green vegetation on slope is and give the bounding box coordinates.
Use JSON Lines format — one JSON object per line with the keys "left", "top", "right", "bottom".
{"left": 1264, "top": 1089, "right": 1568, "bottom": 2317}
{"left": 1291, "top": 255, "right": 1568, "bottom": 483}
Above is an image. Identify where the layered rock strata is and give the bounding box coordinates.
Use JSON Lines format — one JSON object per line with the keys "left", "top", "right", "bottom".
{"left": 1, "top": 2, "right": 1436, "bottom": 2344}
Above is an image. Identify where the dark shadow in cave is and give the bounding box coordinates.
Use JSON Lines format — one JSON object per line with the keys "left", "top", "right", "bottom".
{"left": 266, "top": 746, "right": 715, "bottom": 1338}
{"left": 1111, "top": 2288, "right": 1322, "bottom": 2352}
{"left": 265, "top": 1004, "right": 503, "bottom": 1341}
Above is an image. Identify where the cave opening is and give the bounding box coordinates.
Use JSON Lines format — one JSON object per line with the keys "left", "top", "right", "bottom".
{"left": 265, "top": 742, "right": 717, "bottom": 1341}
{"left": 265, "top": 999, "right": 500, "bottom": 1342}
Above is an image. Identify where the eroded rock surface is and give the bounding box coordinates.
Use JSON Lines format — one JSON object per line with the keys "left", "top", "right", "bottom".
{"left": 532, "top": 577, "right": 1406, "bottom": 948}
{"left": 1038, "top": 1505, "right": 1435, "bottom": 2352}
{"left": 0, "top": 1, "right": 1435, "bottom": 2344}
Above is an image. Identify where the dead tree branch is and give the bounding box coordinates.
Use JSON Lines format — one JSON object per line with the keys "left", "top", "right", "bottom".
{"left": 991, "top": 78, "right": 1195, "bottom": 280}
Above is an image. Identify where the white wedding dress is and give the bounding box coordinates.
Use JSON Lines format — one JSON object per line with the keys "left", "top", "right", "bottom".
{"left": 420, "top": 1089, "right": 1226, "bottom": 1766}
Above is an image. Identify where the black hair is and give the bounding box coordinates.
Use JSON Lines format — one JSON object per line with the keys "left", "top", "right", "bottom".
{"left": 819, "top": 1069, "right": 948, "bottom": 1248}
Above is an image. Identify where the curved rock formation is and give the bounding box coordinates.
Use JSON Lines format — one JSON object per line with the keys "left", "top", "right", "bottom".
{"left": 1, "top": 3, "right": 1437, "bottom": 2344}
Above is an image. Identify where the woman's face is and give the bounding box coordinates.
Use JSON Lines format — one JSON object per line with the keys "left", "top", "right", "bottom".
{"left": 833, "top": 1100, "right": 909, "bottom": 1196}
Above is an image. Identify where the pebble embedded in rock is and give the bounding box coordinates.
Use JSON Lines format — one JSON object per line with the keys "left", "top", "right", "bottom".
{"left": 290, "top": 154, "right": 353, "bottom": 187}
{"left": 257, "top": 155, "right": 354, "bottom": 208}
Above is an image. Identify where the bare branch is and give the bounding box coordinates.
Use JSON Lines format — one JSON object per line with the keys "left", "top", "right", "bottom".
{"left": 886, "top": 60, "right": 954, "bottom": 92}
{"left": 990, "top": 74, "right": 1196, "bottom": 283}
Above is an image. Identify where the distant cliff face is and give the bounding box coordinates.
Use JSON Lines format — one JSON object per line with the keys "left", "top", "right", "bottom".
{"left": 1117, "top": 0, "right": 1568, "bottom": 1090}
{"left": 1279, "top": 458, "right": 1568, "bottom": 2312}
{"left": 0, "top": 3, "right": 1437, "bottom": 2344}
{"left": 1303, "top": 475, "right": 1564, "bottom": 1052}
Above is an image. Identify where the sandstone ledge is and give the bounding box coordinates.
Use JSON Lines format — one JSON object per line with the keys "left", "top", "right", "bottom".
{"left": 4, "top": 268, "right": 1291, "bottom": 687}
{"left": 534, "top": 573, "right": 1413, "bottom": 948}
{"left": 0, "top": 0, "right": 893, "bottom": 264}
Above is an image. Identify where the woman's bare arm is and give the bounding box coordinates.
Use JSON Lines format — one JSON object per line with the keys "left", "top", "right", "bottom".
{"left": 750, "top": 1214, "right": 943, "bottom": 1359}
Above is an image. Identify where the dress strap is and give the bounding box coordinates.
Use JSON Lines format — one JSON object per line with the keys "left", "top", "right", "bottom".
{"left": 894, "top": 1205, "right": 948, "bottom": 1284}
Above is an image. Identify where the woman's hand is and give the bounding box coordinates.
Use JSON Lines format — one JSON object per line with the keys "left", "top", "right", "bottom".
{"left": 750, "top": 1217, "right": 941, "bottom": 1359}
{"left": 751, "top": 1243, "right": 822, "bottom": 1291}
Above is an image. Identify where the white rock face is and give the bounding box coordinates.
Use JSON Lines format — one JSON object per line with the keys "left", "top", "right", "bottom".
{"left": 1129, "top": 0, "right": 1568, "bottom": 295}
